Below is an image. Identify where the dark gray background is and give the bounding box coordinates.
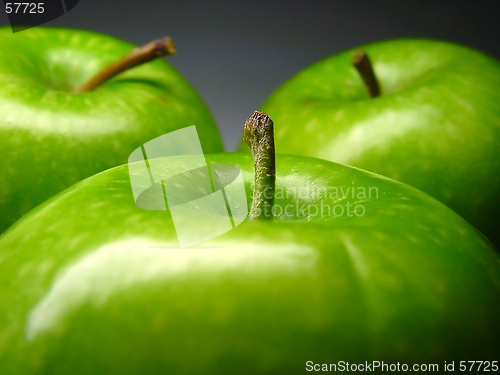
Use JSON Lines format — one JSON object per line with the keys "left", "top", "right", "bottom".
{"left": 1, "top": 0, "right": 499, "bottom": 150}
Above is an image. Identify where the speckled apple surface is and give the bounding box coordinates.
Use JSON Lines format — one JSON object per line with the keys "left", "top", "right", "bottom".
{"left": 0, "top": 153, "right": 498, "bottom": 374}
{"left": 241, "top": 39, "right": 500, "bottom": 249}
{"left": 0, "top": 27, "right": 223, "bottom": 233}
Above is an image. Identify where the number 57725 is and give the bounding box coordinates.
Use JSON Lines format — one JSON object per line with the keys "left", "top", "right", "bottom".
{"left": 5, "top": 3, "right": 44, "bottom": 14}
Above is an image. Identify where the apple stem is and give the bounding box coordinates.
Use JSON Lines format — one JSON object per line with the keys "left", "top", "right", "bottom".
{"left": 243, "top": 111, "right": 276, "bottom": 220}
{"left": 353, "top": 51, "right": 381, "bottom": 98}
{"left": 76, "top": 37, "right": 176, "bottom": 93}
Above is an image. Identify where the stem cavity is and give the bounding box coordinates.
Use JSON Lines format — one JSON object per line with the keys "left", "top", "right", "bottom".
{"left": 243, "top": 111, "right": 276, "bottom": 220}
{"left": 77, "top": 37, "right": 176, "bottom": 93}
{"left": 353, "top": 51, "right": 381, "bottom": 98}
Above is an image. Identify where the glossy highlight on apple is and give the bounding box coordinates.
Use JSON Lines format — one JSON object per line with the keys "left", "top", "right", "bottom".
{"left": 128, "top": 126, "right": 248, "bottom": 248}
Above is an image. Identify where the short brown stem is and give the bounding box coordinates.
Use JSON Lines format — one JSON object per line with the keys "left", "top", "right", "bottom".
{"left": 353, "top": 51, "right": 381, "bottom": 98}
{"left": 76, "top": 37, "right": 176, "bottom": 93}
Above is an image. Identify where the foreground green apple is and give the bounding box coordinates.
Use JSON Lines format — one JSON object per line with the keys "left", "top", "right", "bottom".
{"left": 0, "top": 114, "right": 498, "bottom": 374}
{"left": 0, "top": 26, "right": 223, "bottom": 234}
{"left": 241, "top": 39, "right": 500, "bottom": 248}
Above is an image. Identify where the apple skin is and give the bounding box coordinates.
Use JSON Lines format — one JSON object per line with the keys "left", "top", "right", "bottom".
{"left": 0, "top": 153, "right": 499, "bottom": 374}
{"left": 239, "top": 39, "right": 500, "bottom": 248}
{"left": 0, "top": 26, "right": 224, "bottom": 234}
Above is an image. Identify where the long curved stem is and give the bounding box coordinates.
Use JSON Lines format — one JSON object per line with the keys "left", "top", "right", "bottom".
{"left": 77, "top": 37, "right": 176, "bottom": 93}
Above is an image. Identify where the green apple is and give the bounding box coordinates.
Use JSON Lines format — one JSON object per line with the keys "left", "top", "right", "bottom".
{"left": 0, "top": 26, "right": 223, "bottom": 234}
{"left": 0, "top": 113, "right": 498, "bottom": 373}
{"left": 240, "top": 38, "right": 500, "bottom": 248}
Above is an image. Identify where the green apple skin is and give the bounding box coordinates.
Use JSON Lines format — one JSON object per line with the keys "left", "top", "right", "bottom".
{"left": 0, "top": 153, "right": 499, "bottom": 374}
{"left": 240, "top": 39, "right": 500, "bottom": 248}
{"left": 0, "top": 26, "right": 223, "bottom": 234}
